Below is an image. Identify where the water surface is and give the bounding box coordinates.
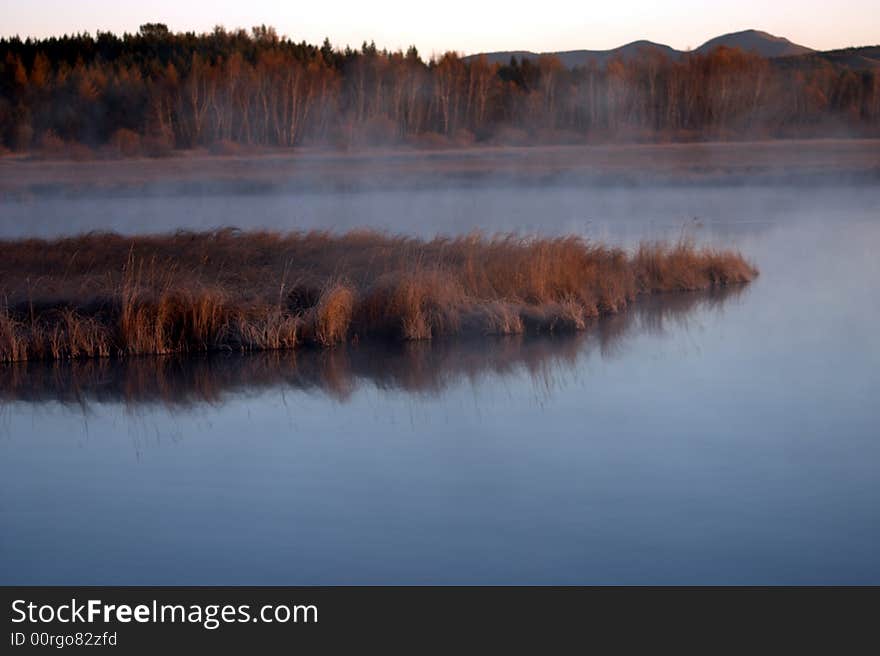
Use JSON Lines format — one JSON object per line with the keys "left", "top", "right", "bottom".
{"left": 1, "top": 184, "right": 878, "bottom": 584}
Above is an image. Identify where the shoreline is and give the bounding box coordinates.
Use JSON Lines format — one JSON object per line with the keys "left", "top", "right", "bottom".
{"left": 0, "top": 287, "right": 747, "bottom": 406}
{"left": 2, "top": 139, "right": 879, "bottom": 198}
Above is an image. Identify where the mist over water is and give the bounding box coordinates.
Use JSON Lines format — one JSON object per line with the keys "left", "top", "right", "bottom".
{"left": 2, "top": 183, "right": 877, "bottom": 245}
{"left": 1, "top": 181, "right": 878, "bottom": 584}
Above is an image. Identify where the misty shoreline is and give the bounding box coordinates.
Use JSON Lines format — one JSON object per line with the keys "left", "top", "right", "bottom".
{"left": 2, "top": 140, "right": 878, "bottom": 199}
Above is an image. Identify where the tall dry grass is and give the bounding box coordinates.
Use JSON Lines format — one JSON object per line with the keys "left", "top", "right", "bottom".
{"left": 0, "top": 229, "right": 757, "bottom": 362}
{"left": 0, "top": 286, "right": 744, "bottom": 407}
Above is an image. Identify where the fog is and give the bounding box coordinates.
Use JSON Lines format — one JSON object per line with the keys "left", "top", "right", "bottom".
{"left": 3, "top": 181, "right": 878, "bottom": 248}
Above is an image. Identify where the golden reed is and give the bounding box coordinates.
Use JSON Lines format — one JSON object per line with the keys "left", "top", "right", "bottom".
{"left": 0, "top": 229, "right": 757, "bottom": 362}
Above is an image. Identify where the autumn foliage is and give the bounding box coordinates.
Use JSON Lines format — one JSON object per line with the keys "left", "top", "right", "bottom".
{"left": 1, "top": 24, "right": 878, "bottom": 156}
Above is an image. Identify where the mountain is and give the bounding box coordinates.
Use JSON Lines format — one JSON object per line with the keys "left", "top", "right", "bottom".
{"left": 466, "top": 29, "right": 814, "bottom": 68}
{"left": 474, "top": 40, "right": 680, "bottom": 69}
{"left": 694, "top": 29, "right": 813, "bottom": 57}
{"left": 777, "top": 45, "right": 880, "bottom": 71}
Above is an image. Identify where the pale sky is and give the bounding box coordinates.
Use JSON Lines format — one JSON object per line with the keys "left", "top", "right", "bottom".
{"left": 2, "top": 0, "right": 877, "bottom": 56}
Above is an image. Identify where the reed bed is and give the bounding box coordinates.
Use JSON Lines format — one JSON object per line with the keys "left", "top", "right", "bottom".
{"left": 0, "top": 229, "right": 757, "bottom": 362}
{"left": 0, "top": 287, "right": 745, "bottom": 407}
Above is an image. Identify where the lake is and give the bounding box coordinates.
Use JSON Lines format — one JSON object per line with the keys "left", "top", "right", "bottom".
{"left": 1, "top": 183, "right": 878, "bottom": 584}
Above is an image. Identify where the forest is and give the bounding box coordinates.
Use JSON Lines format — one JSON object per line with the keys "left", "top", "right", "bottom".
{"left": 1, "top": 24, "right": 878, "bottom": 156}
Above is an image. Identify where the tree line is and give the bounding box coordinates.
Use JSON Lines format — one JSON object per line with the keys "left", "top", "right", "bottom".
{"left": 1, "top": 24, "right": 878, "bottom": 156}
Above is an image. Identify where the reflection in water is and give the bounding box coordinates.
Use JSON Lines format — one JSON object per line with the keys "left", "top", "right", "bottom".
{"left": 0, "top": 287, "right": 744, "bottom": 408}
{"left": 2, "top": 189, "right": 879, "bottom": 586}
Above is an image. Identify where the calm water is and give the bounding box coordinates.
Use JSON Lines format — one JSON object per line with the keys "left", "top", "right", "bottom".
{"left": 1, "top": 184, "right": 878, "bottom": 584}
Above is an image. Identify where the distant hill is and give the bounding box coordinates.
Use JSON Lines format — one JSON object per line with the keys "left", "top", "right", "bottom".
{"left": 777, "top": 45, "right": 880, "bottom": 71}
{"left": 474, "top": 40, "right": 680, "bottom": 69}
{"left": 466, "top": 28, "right": 815, "bottom": 68}
{"left": 694, "top": 29, "right": 813, "bottom": 57}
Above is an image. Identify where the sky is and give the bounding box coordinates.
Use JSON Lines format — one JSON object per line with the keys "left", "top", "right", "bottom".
{"left": 2, "top": 0, "right": 878, "bottom": 55}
